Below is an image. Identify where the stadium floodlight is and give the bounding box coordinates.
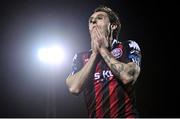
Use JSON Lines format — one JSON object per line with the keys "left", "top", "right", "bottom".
{"left": 38, "top": 45, "right": 64, "bottom": 64}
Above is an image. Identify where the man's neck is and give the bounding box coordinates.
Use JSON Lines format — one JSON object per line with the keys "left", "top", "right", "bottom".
{"left": 109, "top": 36, "right": 114, "bottom": 50}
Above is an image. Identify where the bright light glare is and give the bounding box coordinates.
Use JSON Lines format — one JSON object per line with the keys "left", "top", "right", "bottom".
{"left": 38, "top": 45, "right": 64, "bottom": 64}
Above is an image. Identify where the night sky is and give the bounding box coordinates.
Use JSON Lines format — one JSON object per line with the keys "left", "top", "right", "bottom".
{"left": 0, "top": 0, "right": 177, "bottom": 118}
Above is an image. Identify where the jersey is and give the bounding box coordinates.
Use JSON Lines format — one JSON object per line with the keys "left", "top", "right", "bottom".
{"left": 71, "top": 39, "right": 141, "bottom": 118}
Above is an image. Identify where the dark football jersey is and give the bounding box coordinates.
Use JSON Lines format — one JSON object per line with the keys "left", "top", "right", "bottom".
{"left": 71, "top": 39, "right": 141, "bottom": 118}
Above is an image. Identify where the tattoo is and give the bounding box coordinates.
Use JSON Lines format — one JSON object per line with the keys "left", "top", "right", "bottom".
{"left": 111, "top": 63, "right": 119, "bottom": 76}
{"left": 103, "top": 55, "right": 110, "bottom": 63}
{"left": 110, "top": 63, "right": 124, "bottom": 77}
{"left": 102, "top": 51, "right": 125, "bottom": 77}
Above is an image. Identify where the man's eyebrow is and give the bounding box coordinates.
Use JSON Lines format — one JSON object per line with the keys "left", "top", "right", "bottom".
{"left": 97, "top": 14, "right": 105, "bottom": 17}
{"left": 89, "top": 14, "right": 105, "bottom": 21}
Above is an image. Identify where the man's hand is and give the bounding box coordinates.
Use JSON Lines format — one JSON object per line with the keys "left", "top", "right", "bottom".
{"left": 90, "top": 27, "right": 99, "bottom": 54}
{"left": 91, "top": 26, "right": 109, "bottom": 55}
{"left": 93, "top": 26, "right": 109, "bottom": 49}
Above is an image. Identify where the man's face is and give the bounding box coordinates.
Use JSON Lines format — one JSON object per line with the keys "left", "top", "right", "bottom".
{"left": 89, "top": 11, "right": 111, "bottom": 38}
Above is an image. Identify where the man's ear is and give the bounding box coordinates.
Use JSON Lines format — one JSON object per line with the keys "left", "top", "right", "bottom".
{"left": 111, "top": 23, "right": 118, "bottom": 30}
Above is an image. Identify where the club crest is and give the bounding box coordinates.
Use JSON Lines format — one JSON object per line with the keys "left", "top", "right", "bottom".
{"left": 111, "top": 48, "right": 123, "bottom": 58}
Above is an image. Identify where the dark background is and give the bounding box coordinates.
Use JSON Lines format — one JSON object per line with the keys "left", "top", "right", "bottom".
{"left": 0, "top": 0, "right": 177, "bottom": 118}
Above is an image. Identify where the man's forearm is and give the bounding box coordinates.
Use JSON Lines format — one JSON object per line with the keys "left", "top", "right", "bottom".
{"left": 99, "top": 47, "right": 125, "bottom": 77}
{"left": 66, "top": 53, "right": 98, "bottom": 94}
{"left": 99, "top": 47, "right": 140, "bottom": 84}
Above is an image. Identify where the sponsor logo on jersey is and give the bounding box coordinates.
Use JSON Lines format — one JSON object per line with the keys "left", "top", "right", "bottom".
{"left": 94, "top": 70, "right": 114, "bottom": 81}
{"left": 111, "top": 48, "right": 123, "bottom": 59}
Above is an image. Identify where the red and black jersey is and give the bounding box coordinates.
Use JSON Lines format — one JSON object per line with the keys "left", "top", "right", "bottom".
{"left": 71, "top": 39, "right": 141, "bottom": 118}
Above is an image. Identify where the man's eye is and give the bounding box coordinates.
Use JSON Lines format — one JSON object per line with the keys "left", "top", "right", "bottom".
{"left": 97, "top": 17, "right": 103, "bottom": 20}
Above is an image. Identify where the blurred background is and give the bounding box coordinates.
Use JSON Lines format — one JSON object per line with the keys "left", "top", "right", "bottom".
{"left": 0, "top": 0, "right": 177, "bottom": 118}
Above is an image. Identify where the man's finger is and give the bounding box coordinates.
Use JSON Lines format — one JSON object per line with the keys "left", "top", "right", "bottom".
{"left": 91, "top": 28, "right": 97, "bottom": 40}
{"left": 94, "top": 29, "right": 102, "bottom": 43}
{"left": 94, "top": 27, "right": 102, "bottom": 39}
{"left": 97, "top": 26, "right": 105, "bottom": 38}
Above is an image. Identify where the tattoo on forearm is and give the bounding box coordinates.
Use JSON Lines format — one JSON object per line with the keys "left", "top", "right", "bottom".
{"left": 103, "top": 55, "right": 110, "bottom": 63}
{"left": 102, "top": 52, "right": 124, "bottom": 77}
{"left": 111, "top": 63, "right": 124, "bottom": 76}
{"left": 111, "top": 63, "right": 119, "bottom": 76}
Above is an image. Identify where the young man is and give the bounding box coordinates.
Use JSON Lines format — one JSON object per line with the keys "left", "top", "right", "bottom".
{"left": 66, "top": 6, "right": 141, "bottom": 118}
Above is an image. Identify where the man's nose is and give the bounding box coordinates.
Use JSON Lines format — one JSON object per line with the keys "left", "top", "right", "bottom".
{"left": 92, "top": 18, "right": 97, "bottom": 24}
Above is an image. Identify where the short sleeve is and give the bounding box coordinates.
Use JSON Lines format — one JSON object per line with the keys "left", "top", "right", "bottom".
{"left": 71, "top": 53, "right": 83, "bottom": 75}
{"left": 123, "top": 40, "right": 141, "bottom": 66}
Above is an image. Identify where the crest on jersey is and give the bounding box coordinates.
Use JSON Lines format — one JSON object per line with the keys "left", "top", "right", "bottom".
{"left": 111, "top": 48, "right": 123, "bottom": 59}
